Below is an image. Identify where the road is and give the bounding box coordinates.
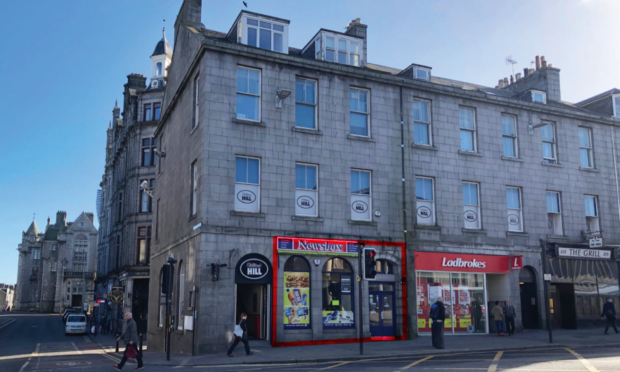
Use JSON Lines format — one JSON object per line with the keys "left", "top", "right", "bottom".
{"left": 1, "top": 313, "right": 620, "bottom": 372}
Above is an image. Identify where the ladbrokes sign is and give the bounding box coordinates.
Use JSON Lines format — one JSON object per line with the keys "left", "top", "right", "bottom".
{"left": 416, "top": 251, "right": 509, "bottom": 274}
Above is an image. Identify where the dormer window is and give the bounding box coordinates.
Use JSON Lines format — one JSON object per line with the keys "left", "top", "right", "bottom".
{"left": 613, "top": 95, "right": 620, "bottom": 118}
{"left": 414, "top": 67, "right": 430, "bottom": 81}
{"left": 244, "top": 17, "right": 287, "bottom": 53}
{"left": 313, "top": 32, "right": 362, "bottom": 67}
{"left": 532, "top": 90, "right": 547, "bottom": 103}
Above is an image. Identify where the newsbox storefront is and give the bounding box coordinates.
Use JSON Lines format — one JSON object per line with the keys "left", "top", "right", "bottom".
{"left": 415, "top": 251, "right": 509, "bottom": 335}
{"left": 272, "top": 236, "right": 407, "bottom": 347}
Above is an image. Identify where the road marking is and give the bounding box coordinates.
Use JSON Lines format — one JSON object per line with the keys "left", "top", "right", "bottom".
{"left": 18, "top": 361, "right": 29, "bottom": 372}
{"left": 0, "top": 318, "right": 15, "bottom": 329}
{"left": 19, "top": 342, "right": 40, "bottom": 372}
{"left": 83, "top": 335, "right": 92, "bottom": 343}
{"left": 487, "top": 351, "right": 503, "bottom": 372}
{"left": 33, "top": 343, "right": 40, "bottom": 357}
{"left": 71, "top": 342, "right": 83, "bottom": 355}
{"left": 565, "top": 348, "right": 599, "bottom": 372}
{"left": 400, "top": 355, "right": 434, "bottom": 371}
{"left": 318, "top": 361, "right": 351, "bottom": 370}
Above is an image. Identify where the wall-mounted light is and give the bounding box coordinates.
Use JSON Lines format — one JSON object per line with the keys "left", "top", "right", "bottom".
{"left": 275, "top": 89, "right": 291, "bottom": 109}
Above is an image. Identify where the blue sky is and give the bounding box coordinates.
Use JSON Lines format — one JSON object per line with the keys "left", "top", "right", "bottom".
{"left": 1, "top": 0, "right": 619, "bottom": 284}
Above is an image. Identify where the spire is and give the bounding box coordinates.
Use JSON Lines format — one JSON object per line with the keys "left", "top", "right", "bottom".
{"left": 115, "top": 99, "right": 118, "bottom": 108}
{"left": 25, "top": 219, "right": 39, "bottom": 236}
{"left": 109, "top": 120, "right": 111, "bottom": 128}
{"left": 163, "top": 19, "right": 166, "bottom": 39}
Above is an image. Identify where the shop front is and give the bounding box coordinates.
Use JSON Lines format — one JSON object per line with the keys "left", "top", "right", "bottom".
{"left": 272, "top": 236, "right": 407, "bottom": 346}
{"left": 547, "top": 244, "right": 620, "bottom": 329}
{"left": 415, "top": 251, "right": 510, "bottom": 335}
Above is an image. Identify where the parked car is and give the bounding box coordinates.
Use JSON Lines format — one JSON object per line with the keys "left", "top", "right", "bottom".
{"left": 65, "top": 314, "right": 87, "bottom": 335}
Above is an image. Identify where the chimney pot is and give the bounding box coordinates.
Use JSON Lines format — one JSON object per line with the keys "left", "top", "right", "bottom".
{"left": 535, "top": 56, "right": 541, "bottom": 70}
{"left": 548, "top": 64, "right": 553, "bottom": 68}
{"left": 503, "top": 77, "right": 509, "bottom": 86}
{"left": 541, "top": 56, "right": 546, "bottom": 63}
{"left": 498, "top": 79, "right": 505, "bottom": 88}
{"left": 529, "top": 68, "right": 535, "bottom": 75}
{"left": 516, "top": 73, "right": 522, "bottom": 80}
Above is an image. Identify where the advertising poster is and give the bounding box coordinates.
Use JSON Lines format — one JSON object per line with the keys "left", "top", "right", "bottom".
{"left": 283, "top": 272, "right": 310, "bottom": 329}
{"left": 322, "top": 310, "right": 355, "bottom": 328}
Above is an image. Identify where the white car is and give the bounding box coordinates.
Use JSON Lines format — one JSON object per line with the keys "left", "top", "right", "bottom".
{"left": 65, "top": 314, "right": 88, "bottom": 335}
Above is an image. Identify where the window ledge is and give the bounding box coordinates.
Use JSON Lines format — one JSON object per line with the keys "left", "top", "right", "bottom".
{"left": 462, "top": 228, "right": 487, "bottom": 235}
{"left": 415, "top": 224, "right": 441, "bottom": 231}
{"left": 348, "top": 220, "right": 378, "bottom": 226}
{"left": 347, "top": 134, "right": 375, "bottom": 142}
{"left": 411, "top": 143, "right": 438, "bottom": 151}
{"left": 230, "top": 211, "right": 266, "bottom": 218}
{"left": 292, "top": 127, "right": 323, "bottom": 135}
{"left": 506, "top": 231, "right": 529, "bottom": 237}
{"left": 541, "top": 161, "right": 562, "bottom": 168}
{"left": 292, "top": 216, "right": 324, "bottom": 222}
{"left": 547, "top": 234, "right": 569, "bottom": 241}
{"left": 190, "top": 124, "right": 199, "bottom": 136}
{"left": 232, "top": 118, "right": 266, "bottom": 127}
{"left": 501, "top": 156, "right": 523, "bottom": 163}
{"left": 579, "top": 166, "right": 599, "bottom": 173}
{"left": 458, "top": 150, "right": 483, "bottom": 157}
{"left": 188, "top": 214, "right": 197, "bottom": 222}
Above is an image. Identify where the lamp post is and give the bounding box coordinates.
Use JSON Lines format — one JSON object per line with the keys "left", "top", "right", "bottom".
{"left": 62, "top": 258, "right": 68, "bottom": 309}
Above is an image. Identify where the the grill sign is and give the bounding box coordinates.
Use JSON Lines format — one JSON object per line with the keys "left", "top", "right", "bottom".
{"left": 240, "top": 259, "right": 269, "bottom": 280}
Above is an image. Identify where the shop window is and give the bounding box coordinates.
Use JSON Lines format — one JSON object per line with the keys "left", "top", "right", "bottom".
{"left": 546, "top": 191, "right": 563, "bottom": 236}
{"left": 506, "top": 187, "right": 523, "bottom": 232}
{"left": 235, "top": 156, "right": 260, "bottom": 213}
{"left": 415, "top": 176, "right": 435, "bottom": 225}
{"left": 295, "top": 163, "right": 318, "bottom": 217}
{"left": 351, "top": 169, "right": 371, "bottom": 221}
{"left": 573, "top": 260, "right": 599, "bottom": 319}
{"left": 462, "top": 182, "right": 480, "bottom": 229}
{"left": 283, "top": 256, "right": 311, "bottom": 329}
{"left": 177, "top": 261, "right": 185, "bottom": 330}
{"left": 584, "top": 195, "right": 599, "bottom": 233}
{"left": 158, "top": 268, "right": 165, "bottom": 328}
{"left": 322, "top": 258, "right": 354, "bottom": 328}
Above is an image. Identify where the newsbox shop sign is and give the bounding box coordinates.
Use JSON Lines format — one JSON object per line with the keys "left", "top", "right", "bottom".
{"left": 277, "top": 237, "right": 359, "bottom": 256}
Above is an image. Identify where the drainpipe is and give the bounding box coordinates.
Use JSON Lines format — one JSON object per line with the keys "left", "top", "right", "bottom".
{"left": 399, "top": 86, "right": 410, "bottom": 338}
{"left": 540, "top": 239, "right": 553, "bottom": 343}
{"left": 611, "top": 127, "right": 620, "bottom": 228}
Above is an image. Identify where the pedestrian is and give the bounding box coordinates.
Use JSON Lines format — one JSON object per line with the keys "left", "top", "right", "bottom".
{"left": 113, "top": 312, "right": 144, "bottom": 370}
{"left": 503, "top": 301, "right": 516, "bottom": 336}
{"left": 430, "top": 297, "right": 446, "bottom": 349}
{"left": 472, "top": 299, "right": 482, "bottom": 332}
{"left": 228, "top": 312, "right": 253, "bottom": 357}
{"left": 492, "top": 301, "right": 505, "bottom": 336}
{"left": 100, "top": 316, "right": 106, "bottom": 335}
{"left": 601, "top": 297, "right": 618, "bottom": 335}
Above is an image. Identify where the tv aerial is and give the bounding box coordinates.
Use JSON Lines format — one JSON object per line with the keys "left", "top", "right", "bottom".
{"left": 505, "top": 56, "right": 518, "bottom": 75}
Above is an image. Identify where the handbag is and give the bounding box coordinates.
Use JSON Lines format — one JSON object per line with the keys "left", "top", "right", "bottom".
{"left": 126, "top": 344, "right": 137, "bottom": 359}
{"left": 234, "top": 320, "right": 243, "bottom": 337}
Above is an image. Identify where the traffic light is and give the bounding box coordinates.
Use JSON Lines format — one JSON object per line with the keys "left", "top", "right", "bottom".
{"left": 161, "top": 265, "right": 170, "bottom": 294}
{"left": 363, "top": 248, "right": 377, "bottom": 280}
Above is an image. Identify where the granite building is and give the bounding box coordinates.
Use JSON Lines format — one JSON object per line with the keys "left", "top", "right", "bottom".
{"left": 95, "top": 31, "right": 171, "bottom": 334}
{"left": 148, "top": 0, "right": 620, "bottom": 354}
{"left": 15, "top": 212, "right": 98, "bottom": 313}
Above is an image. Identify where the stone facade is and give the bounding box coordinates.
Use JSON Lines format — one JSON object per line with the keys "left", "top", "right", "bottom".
{"left": 147, "top": 0, "right": 620, "bottom": 355}
{"left": 95, "top": 32, "right": 171, "bottom": 335}
{"left": 15, "top": 212, "right": 98, "bottom": 313}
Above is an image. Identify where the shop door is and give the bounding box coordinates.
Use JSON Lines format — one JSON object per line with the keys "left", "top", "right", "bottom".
{"left": 519, "top": 268, "right": 539, "bottom": 329}
{"left": 369, "top": 283, "right": 395, "bottom": 337}
{"left": 236, "top": 284, "right": 267, "bottom": 339}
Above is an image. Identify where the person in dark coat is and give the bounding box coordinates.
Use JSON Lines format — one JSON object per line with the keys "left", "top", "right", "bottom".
{"left": 228, "top": 312, "right": 253, "bottom": 357}
{"left": 113, "top": 312, "right": 143, "bottom": 370}
{"left": 601, "top": 297, "right": 618, "bottom": 334}
{"left": 430, "top": 297, "right": 446, "bottom": 349}
{"left": 503, "top": 301, "right": 517, "bottom": 336}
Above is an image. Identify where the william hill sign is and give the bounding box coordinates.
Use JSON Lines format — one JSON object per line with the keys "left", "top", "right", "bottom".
{"left": 235, "top": 254, "right": 272, "bottom": 285}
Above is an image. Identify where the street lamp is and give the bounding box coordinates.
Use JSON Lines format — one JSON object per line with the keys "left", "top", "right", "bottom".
{"left": 140, "top": 180, "right": 154, "bottom": 198}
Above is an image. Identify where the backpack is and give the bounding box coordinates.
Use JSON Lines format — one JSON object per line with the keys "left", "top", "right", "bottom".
{"left": 430, "top": 303, "right": 439, "bottom": 320}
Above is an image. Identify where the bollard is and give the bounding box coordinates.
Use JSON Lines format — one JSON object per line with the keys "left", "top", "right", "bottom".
{"left": 139, "top": 334, "right": 143, "bottom": 352}
{"left": 116, "top": 338, "right": 119, "bottom": 353}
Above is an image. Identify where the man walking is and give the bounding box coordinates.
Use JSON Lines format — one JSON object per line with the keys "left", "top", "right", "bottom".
{"left": 602, "top": 297, "right": 618, "bottom": 334}
{"left": 430, "top": 297, "right": 446, "bottom": 349}
{"left": 503, "top": 301, "right": 516, "bottom": 336}
{"left": 228, "top": 312, "right": 253, "bottom": 357}
{"left": 492, "top": 301, "right": 505, "bottom": 336}
{"left": 113, "top": 312, "right": 144, "bottom": 370}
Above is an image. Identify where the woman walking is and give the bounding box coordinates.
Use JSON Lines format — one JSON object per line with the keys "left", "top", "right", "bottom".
{"left": 228, "top": 312, "right": 253, "bottom": 357}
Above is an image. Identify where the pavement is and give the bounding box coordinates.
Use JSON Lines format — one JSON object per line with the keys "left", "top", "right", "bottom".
{"left": 99, "top": 327, "right": 620, "bottom": 367}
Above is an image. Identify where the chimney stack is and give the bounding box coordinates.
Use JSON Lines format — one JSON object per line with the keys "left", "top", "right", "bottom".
{"left": 345, "top": 18, "right": 367, "bottom": 66}
{"left": 541, "top": 56, "right": 547, "bottom": 68}
{"left": 503, "top": 77, "right": 509, "bottom": 86}
{"left": 529, "top": 68, "right": 535, "bottom": 75}
{"left": 535, "top": 56, "right": 541, "bottom": 70}
{"left": 523, "top": 68, "right": 529, "bottom": 77}
{"left": 548, "top": 64, "right": 553, "bottom": 68}
{"left": 498, "top": 79, "right": 504, "bottom": 88}
{"left": 516, "top": 73, "right": 522, "bottom": 80}
{"left": 510, "top": 75, "right": 514, "bottom": 84}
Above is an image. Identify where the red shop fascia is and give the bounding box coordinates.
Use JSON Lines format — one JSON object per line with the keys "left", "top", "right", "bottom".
{"left": 272, "top": 236, "right": 408, "bottom": 347}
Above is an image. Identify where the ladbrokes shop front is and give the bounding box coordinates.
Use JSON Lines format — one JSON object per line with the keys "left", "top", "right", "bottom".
{"left": 271, "top": 237, "right": 407, "bottom": 346}
{"left": 415, "top": 251, "right": 511, "bottom": 335}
